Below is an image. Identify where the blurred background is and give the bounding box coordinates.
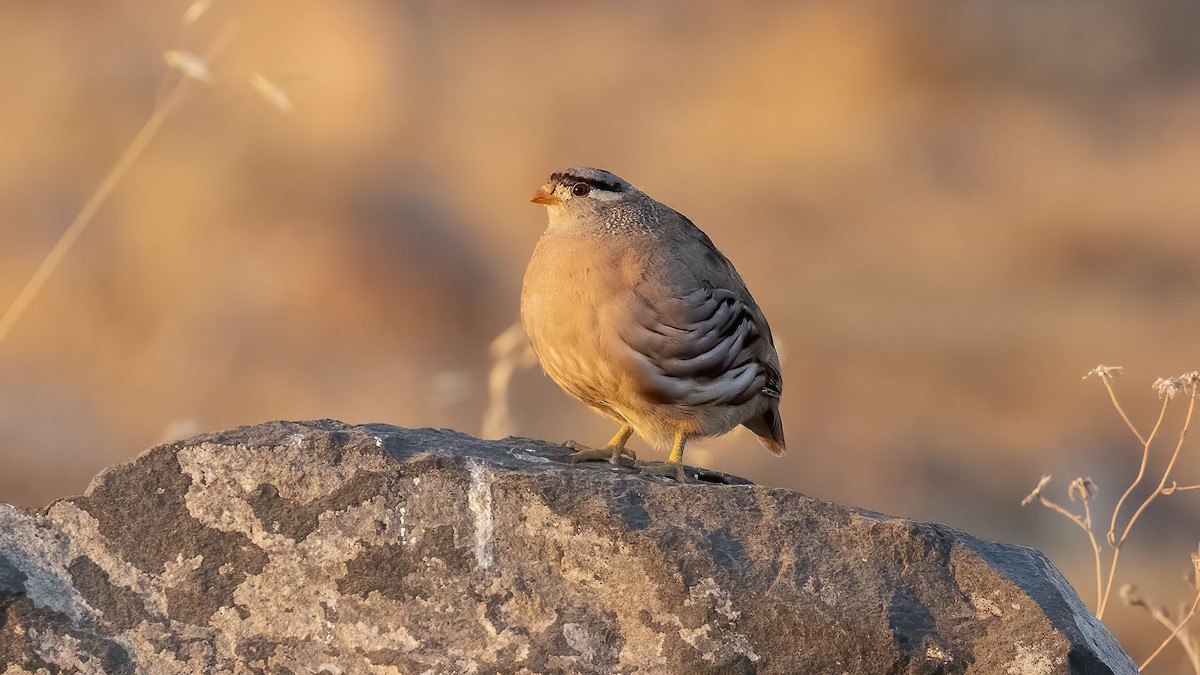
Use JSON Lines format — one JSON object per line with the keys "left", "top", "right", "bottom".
{"left": 3, "top": 1, "right": 1200, "bottom": 665}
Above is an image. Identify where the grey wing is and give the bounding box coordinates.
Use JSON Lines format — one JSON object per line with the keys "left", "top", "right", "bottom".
{"left": 618, "top": 283, "right": 782, "bottom": 408}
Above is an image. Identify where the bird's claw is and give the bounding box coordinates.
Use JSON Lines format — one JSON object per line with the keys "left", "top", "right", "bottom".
{"left": 639, "top": 461, "right": 688, "bottom": 483}
{"left": 564, "top": 441, "right": 637, "bottom": 468}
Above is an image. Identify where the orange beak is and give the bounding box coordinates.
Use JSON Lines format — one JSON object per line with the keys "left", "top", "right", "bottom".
{"left": 530, "top": 184, "right": 561, "bottom": 205}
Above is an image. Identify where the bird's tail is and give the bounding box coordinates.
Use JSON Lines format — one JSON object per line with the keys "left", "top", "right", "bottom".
{"left": 743, "top": 399, "right": 786, "bottom": 456}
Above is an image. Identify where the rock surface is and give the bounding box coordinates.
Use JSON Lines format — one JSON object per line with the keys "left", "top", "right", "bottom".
{"left": 0, "top": 420, "right": 1133, "bottom": 674}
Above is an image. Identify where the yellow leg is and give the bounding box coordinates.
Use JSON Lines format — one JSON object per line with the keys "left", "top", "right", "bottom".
{"left": 667, "top": 432, "right": 685, "bottom": 464}
{"left": 565, "top": 424, "right": 636, "bottom": 467}
{"left": 607, "top": 425, "right": 634, "bottom": 449}
{"left": 640, "top": 432, "right": 688, "bottom": 482}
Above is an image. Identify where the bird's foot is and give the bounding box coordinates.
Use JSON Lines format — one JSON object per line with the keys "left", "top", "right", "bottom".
{"left": 639, "top": 460, "right": 688, "bottom": 483}
{"left": 564, "top": 440, "right": 637, "bottom": 468}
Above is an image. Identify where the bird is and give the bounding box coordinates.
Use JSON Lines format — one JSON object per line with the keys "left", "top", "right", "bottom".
{"left": 521, "top": 167, "right": 785, "bottom": 481}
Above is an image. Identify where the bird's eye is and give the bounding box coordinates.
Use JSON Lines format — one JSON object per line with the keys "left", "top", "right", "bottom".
{"left": 571, "top": 183, "right": 591, "bottom": 197}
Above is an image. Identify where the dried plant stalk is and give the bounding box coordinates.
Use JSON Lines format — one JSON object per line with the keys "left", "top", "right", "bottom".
{"left": 1028, "top": 367, "right": 1200, "bottom": 642}
{"left": 1023, "top": 475, "right": 1103, "bottom": 611}
{"left": 1130, "top": 549, "right": 1200, "bottom": 673}
{"left": 482, "top": 322, "right": 535, "bottom": 439}
{"left": 0, "top": 29, "right": 235, "bottom": 349}
{"left": 1100, "top": 377, "right": 1198, "bottom": 618}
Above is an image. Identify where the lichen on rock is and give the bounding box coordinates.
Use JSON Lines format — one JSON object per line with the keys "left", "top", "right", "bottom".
{"left": 0, "top": 420, "right": 1135, "bottom": 674}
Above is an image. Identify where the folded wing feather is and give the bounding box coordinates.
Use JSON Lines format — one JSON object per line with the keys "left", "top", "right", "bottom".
{"left": 619, "top": 286, "right": 776, "bottom": 407}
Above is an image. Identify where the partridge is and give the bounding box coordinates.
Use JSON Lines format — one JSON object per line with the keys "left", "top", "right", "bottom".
{"left": 521, "top": 168, "right": 785, "bottom": 481}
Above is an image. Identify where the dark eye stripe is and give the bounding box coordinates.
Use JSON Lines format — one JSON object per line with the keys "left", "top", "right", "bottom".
{"left": 550, "top": 172, "right": 625, "bottom": 192}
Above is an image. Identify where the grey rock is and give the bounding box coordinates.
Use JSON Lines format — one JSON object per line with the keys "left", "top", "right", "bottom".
{"left": 0, "top": 420, "right": 1134, "bottom": 674}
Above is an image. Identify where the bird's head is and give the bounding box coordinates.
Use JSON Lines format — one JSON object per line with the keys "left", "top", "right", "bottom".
{"left": 530, "top": 168, "right": 643, "bottom": 218}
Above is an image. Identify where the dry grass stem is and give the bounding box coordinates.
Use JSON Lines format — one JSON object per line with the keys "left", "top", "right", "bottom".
{"left": 1118, "top": 382, "right": 1196, "bottom": 546}
{"left": 1163, "top": 483, "right": 1200, "bottom": 494}
{"left": 1089, "top": 366, "right": 1146, "bottom": 445}
{"left": 250, "top": 73, "right": 294, "bottom": 113}
{"left": 1099, "top": 389, "right": 1185, "bottom": 614}
{"left": 0, "top": 80, "right": 191, "bottom": 347}
{"left": 1140, "top": 594, "right": 1200, "bottom": 673}
{"left": 1108, "top": 395, "right": 1171, "bottom": 551}
{"left": 0, "top": 30, "right": 235, "bottom": 350}
{"left": 1020, "top": 474, "right": 1052, "bottom": 507}
{"left": 1122, "top": 583, "right": 1200, "bottom": 672}
{"left": 1101, "top": 372, "right": 1197, "bottom": 618}
{"left": 1132, "top": 548, "right": 1200, "bottom": 672}
{"left": 1098, "top": 375, "right": 1173, "bottom": 617}
{"left": 482, "top": 322, "right": 536, "bottom": 440}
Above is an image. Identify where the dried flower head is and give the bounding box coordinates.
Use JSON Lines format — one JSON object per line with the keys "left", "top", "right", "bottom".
{"left": 1153, "top": 371, "right": 1200, "bottom": 399}
{"left": 1120, "top": 583, "right": 1146, "bottom": 608}
{"left": 1153, "top": 377, "right": 1183, "bottom": 399}
{"left": 183, "top": 0, "right": 212, "bottom": 25}
{"left": 1083, "top": 365, "right": 1123, "bottom": 381}
{"left": 1021, "top": 475, "right": 1052, "bottom": 507}
{"left": 1068, "top": 477, "right": 1098, "bottom": 502}
{"left": 250, "top": 74, "right": 294, "bottom": 113}
{"left": 163, "top": 50, "right": 211, "bottom": 83}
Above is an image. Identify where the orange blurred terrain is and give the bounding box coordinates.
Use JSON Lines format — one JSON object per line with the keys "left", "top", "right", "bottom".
{"left": 3, "top": 1, "right": 1200, "bottom": 665}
